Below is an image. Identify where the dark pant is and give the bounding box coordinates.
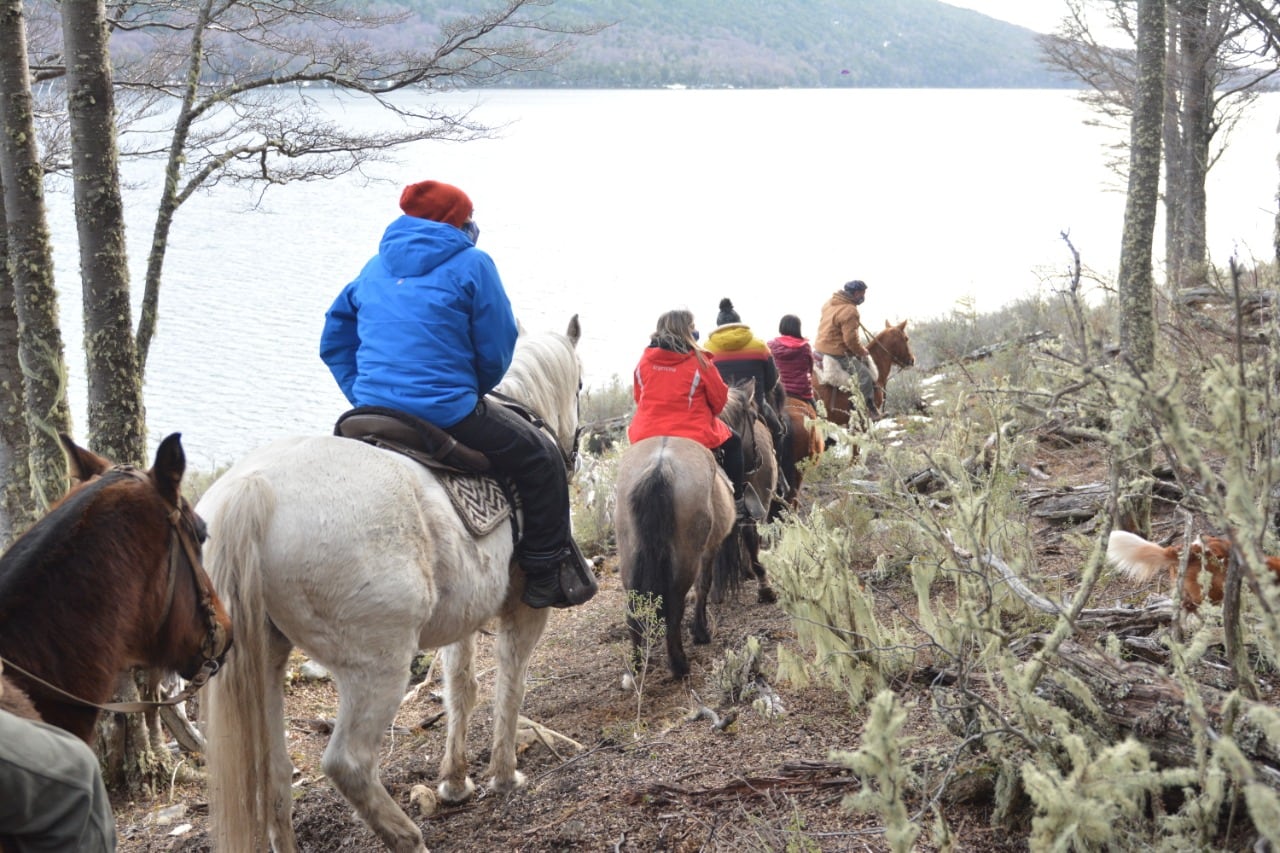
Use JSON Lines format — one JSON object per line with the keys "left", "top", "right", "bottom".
{"left": 716, "top": 430, "right": 746, "bottom": 499}
{"left": 445, "top": 399, "right": 570, "bottom": 560}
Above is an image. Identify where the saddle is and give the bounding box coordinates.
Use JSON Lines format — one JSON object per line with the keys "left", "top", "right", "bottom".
{"left": 333, "top": 406, "right": 515, "bottom": 538}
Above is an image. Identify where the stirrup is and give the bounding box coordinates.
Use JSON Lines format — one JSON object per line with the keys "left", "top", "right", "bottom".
{"left": 520, "top": 542, "right": 598, "bottom": 609}
{"left": 738, "top": 485, "right": 765, "bottom": 523}
{"left": 559, "top": 540, "right": 599, "bottom": 606}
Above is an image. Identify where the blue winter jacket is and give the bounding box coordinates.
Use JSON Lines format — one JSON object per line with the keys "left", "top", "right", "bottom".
{"left": 320, "top": 215, "right": 519, "bottom": 428}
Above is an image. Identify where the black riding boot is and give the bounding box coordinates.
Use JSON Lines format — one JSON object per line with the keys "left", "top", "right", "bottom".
{"left": 520, "top": 541, "right": 598, "bottom": 609}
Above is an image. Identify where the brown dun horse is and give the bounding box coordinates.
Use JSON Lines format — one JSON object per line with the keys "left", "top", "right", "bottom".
{"left": 614, "top": 385, "right": 759, "bottom": 679}
{"left": 814, "top": 319, "right": 916, "bottom": 428}
{"left": 0, "top": 433, "right": 232, "bottom": 743}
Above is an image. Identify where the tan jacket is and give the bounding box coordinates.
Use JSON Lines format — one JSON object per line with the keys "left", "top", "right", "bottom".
{"left": 814, "top": 291, "right": 868, "bottom": 358}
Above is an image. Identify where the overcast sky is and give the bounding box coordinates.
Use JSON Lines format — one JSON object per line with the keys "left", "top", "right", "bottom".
{"left": 942, "top": 1, "right": 1067, "bottom": 34}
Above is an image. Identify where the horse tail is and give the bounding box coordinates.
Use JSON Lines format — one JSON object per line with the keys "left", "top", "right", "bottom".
{"left": 626, "top": 464, "right": 677, "bottom": 602}
{"left": 204, "top": 473, "right": 279, "bottom": 852}
{"left": 1106, "top": 530, "right": 1173, "bottom": 583}
{"left": 713, "top": 525, "right": 746, "bottom": 600}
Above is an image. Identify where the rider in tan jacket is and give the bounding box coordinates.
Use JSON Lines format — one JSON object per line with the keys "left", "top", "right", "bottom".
{"left": 814, "top": 280, "right": 878, "bottom": 417}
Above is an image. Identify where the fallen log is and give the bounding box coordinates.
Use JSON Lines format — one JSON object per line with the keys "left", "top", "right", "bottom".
{"left": 1019, "top": 635, "right": 1280, "bottom": 788}
{"left": 981, "top": 551, "right": 1173, "bottom": 632}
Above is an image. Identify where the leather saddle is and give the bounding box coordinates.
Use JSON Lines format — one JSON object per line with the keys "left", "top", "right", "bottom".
{"left": 333, "top": 405, "right": 514, "bottom": 538}
{"left": 334, "top": 405, "right": 491, "bottom": 475}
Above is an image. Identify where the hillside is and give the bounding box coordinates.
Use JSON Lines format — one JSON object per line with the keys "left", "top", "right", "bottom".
{"left": 399, "top": 0, "right": 1072, "bottom": 89}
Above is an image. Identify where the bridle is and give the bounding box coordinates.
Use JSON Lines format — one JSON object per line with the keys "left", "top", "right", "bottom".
{"left": 0, "top": 466, "right": 227, "bottom": 714}
{"left": 861, "top": 321, "right": 914, "bottom": 370}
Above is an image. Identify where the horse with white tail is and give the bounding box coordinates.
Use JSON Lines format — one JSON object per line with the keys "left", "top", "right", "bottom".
{"left": 201, "top": 317, "right": 585, "bottom": 853}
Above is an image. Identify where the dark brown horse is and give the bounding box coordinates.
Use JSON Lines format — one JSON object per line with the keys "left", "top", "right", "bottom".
{"left": 814, "top": 319, "right": 916, "bottom": 428}
{"left": 716, "top": 381, "right": 778, "bottom": 604}
{"left": 0, "top": 433, "right": 232, "bottom": 744}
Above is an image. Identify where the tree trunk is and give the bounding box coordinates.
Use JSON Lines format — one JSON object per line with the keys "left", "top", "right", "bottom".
{"left": 0, "top": 0, "right": 72, "bottom": 515}
{"left": 135, "top": 0, "right": 213, "bottom": 376}
{"left": 1162, "top": 8, "right": 1185, "bottom": 291}
{"left": 1176, "top": 0, "right": 1211, "bottom": 289}
{"left": 61, "top": 0, "right": 146, "bottom": 466}
{"left": 62, "top": 0, "right": 163, "bottom": 797}
{"left": 0, "top": 186, "right": 34, "bottom": 544}
{"left": 1116, "top": 0, "right": 1167, "bottom": 535}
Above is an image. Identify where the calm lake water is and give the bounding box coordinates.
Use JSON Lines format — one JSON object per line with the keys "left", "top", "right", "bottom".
{"left": 44, "top": 88, "right": 1280, "bottom": 469}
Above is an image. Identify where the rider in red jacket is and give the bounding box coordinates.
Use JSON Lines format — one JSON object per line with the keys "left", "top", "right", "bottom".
{"left": 629, "top": 309, "right": 751, "bottom": 519}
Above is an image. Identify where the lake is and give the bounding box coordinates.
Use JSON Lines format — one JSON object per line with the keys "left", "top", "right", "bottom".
{"left": 43, "top": 88, "right": 1280, "bottom": 469}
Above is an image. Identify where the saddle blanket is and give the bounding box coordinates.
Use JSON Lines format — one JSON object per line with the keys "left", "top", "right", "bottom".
{"left": 439, "top": 471, "right": 511, "bottom": 537}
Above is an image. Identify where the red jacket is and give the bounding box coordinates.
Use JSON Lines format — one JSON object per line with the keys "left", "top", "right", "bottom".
{"left": 628, "top": 345, "right": 733, "bottom": 449}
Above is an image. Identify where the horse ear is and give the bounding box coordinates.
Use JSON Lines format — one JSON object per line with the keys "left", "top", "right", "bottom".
{"left": 885, "top": 319, "right": 892, "bottom": 329}
{"left": 897, "top": 320, "right": 908, "bottom": 331}
{"left": 59, "top": 433, "right": 111, "bottom": 483}
{"left": 565, "top": 314, "right": 580, "bottom": 347}
{"left": 151, "top": 433, "right": 187, "bottom": 503}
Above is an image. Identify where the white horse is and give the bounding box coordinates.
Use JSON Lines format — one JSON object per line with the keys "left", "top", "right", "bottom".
{"left": 201, "top": 316, "right": 584, "bottom": 853}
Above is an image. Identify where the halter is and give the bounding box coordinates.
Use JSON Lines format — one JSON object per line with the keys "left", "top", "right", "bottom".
{"left": 0, "top": 465, "right": 226, "bottom": 715}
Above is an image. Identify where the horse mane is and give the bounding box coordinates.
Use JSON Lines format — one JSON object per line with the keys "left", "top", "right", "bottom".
{"left": 0, "top": 472, "right": 132, "bottom": 599}
{"left": 496, "top": 326, "right": 582, "bottom": 452}
{"left": 718, "top": 383, "right": 754, "bottom": 434}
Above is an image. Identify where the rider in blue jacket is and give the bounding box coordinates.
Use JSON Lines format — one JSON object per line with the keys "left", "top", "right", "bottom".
{"left": 320, "top": 180, "right": 595, "bottom": 609}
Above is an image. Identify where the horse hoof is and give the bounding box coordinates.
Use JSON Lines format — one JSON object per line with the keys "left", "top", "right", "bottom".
{"left": 758, "top": 586, "right": 777, "bottom": 605}
{"left": 437, "top": 776, "right": 475, "bottom": 804}
{"left": 489, "top": 769, "right": 526, "bottom": 794}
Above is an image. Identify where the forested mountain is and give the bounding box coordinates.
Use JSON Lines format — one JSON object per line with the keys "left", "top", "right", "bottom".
{"left": 399, "top": 0, "right": 1072, "bottom": 89}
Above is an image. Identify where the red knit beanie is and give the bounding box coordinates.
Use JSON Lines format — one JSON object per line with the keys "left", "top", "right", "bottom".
{"left": 398, "top": 180, "right": 473, "bottom": 228}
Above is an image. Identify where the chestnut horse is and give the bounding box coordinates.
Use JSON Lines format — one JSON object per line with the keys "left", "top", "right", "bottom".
{"left": 0, "top": 433, "right": 233, "bottom": 744}
{"left": 1108, "top": 530, "right": 1280, "bottom": 612}
{"left": 780, "top": 395, "right": 824, "bottom": 507}
{"left": 814, "top": 319, "right": 916, "bottom": 428}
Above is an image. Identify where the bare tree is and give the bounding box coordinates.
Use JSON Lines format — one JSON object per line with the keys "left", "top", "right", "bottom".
{"left": 27, "top": 0, "right": 598, "bottom": 376}
{"left": 0, "top": 0, "right": 72, "bottom": 528}
{"left": 1231, "top": 0, "right": 1280, "bottom": 264}
{"left": 1042, "top": 0, "right": 1276, "bottom": 290}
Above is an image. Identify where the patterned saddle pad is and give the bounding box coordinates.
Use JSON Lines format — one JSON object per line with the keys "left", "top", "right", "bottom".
{"left": 438, "top": 471, "right": 512, "bottom": 537}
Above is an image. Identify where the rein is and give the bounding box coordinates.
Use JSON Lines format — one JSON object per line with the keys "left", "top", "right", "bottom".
{"left": 0, "top": 465, "right": 225, "bottom": 716}
{"left": 0, "top": 654, "right": 219, "bottom": 714}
